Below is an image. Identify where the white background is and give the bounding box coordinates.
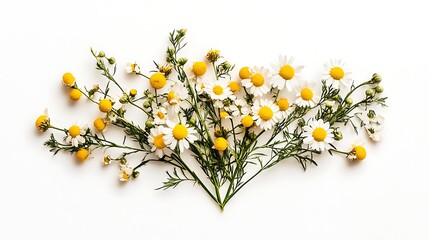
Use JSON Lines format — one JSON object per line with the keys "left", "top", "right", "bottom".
{"left": 1, "top": 0, "right": 428, "bottom": 239}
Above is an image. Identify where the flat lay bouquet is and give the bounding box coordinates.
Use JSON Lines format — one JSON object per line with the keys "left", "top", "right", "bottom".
{"left": 36, "top": 29, "right": 387, "bottom": 210}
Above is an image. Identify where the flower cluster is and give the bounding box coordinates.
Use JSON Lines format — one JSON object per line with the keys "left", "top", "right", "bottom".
{"left": 37, "top": 29, "right": 387, "bottom": 210}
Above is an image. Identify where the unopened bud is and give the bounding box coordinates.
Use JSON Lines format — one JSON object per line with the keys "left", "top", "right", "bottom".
{"left": 143, "top": 101, "right": 151, "bottom": 108}
{"left": 371, "top": 73, "right": 382, "bottom": 83}
{"left": 132, "top": 171, "right": 140, "bottom": 178}
{"left": 108, "top": 57, "right": 116, "bottom": 64}
{"left": 145, "top": 120, "right": 154, "bottom": 128}
{"left": 177, "top": 58, "right": 188, "bottom": 66}
{"left": 298, "top": 118, "right": 305, "bottom": 127}
{"left": 189, "top": 117, "right": 196, "bottom": 125}
{"left": 365, "top": 89, "right": 375, "bottom": 97}
{"left": 98, "top": 51, "right": 105, "bottom": 58}
{"left": 367, "top": 110, "right": 375, "bottom": 119}
{"left": 375, "top": 86, "right": 383, "bottom": 93}
{"left": 333, "top": 130, "right": 343, "bottom": 141}
{"left": 345, "top": 97, "right": 353, "bottom": 105}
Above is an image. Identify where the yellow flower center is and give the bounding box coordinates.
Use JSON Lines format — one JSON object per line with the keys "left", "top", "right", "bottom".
{"left": 99, "top": 99, "right": 112, "bottom": 112}
{"left": 258, "top": 106, "right": 273, "bottom": 121}
{"left": 214, "top": 137, "right": 228, "bottom": 151}
{"left": 157, "top": 111, "right": 165, "bottom": 119}
{"left": 69, "top": 125, "right": 81, "bottom": 138}
{"left": 353, "top": 146, "right": 366, "bottom": 160}
{"left": 76, "top": 148, "right": 89, "bottom": 162}
{"left": 35, "top": 115, "right": 48, "bottom": 128}
{"left": 192, "top": 62, "right": 207, "bottom": 76}
{"left": 220, "top": 111, "right": 229, "bottom": 119}
{"left": 228, "top": 81, "right": 240, "bottom": 92}
{"left": 239, "top": 67, "right": 251, "bottom": 79}
{"left": 93, "top": 118, "right": 106, "bottom": 131}
{"left": 121, "top": 171, "right": 130, "bottom": 181}
{"left": 251, "top": 73, "right": 265, "bottom": 87}
{"left": 167, "top": 91, "right": 177, "bottom": 105}
{"left": 277, "top": 98, "right": 290, "bottom": 111}
{"left": 149, "top": 72, "right": 167, "bottom": 89}
{"left": 279, "top": 65, "right": 295, "bottom": 80}
{"left": 213, "top": 85, "right": 224, "bottom": 95}
{"left": 153, "top": 134, "right": 166, "bottom": 149}
{"left": 301, "top": 88, "right": 313, "bottom": 101}
{"left": 62, "top": 72, "right": 75, "bottom": 86}
{"left": 129, "top": 89, "right": 137, "bottom": 97}
{"left": 69, "top": 89, "right": 82, "bottom": 101}
{"left": 241, "top": 115, "right": 254, "bottom": 128}
{"left": 131, "top": 64, "right": 136, "bottom": 71}
{"left": 172, "top": 124, "right": 188, "bottom": 140}
{"left": 312, "top": 127, "right": 327, "bottom": 142}
{"left": 329, "top": 67, "right": 345, "bottom": 80}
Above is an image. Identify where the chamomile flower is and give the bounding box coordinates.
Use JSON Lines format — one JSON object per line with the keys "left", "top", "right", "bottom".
{"left": 251, "top": 99, "right": 281, "bottom": 131}
{"left": 153, "top": 107, "right": 168, "bottom": 125}
{"left": 119, "top": 163, "right": 133, "bottom": 182}
{"left": 75, "top": 148, "right": 90, "bottom": 162}
{"left": 204, "top": 78, "right": 233, "bottom": 101}
{"left": 347, "top": 139, "right": 367, "bottom": 161}
{"left": 125, "top": 62, "right": 141, "bottom": 74}
{"left": 323, "top": 59, "right": 352, "bottom": 89}
{"left": 191, "top": 61, "right": 208, "bottom": 77}
{"left": 358, "top": 109, "right": 384, "bottom": 125}
{"left": 271, "top": 55, "right": 303, "bottom": 91}
{"left": 35, "top": 108, "right": 50, "bottom": 132}
{"left": 164, "top": 83, "right": 189, "bottom": 113}
{"left": 295, "top": 81, "right": 320, "bottom": 108}
{"left": 148, "top": 127, "right": 167, "bottom": 158}
{"left": 66, "top": 124, "right": 87, "bottom": 147}
{"left": 163, "top": 117, "right": 198, "bottom": 153}
{"left": 228, "top": 80, "right": 241, "bottom": 93}
{"left": 241, "top": 67, "right": 271, "bottom": 97}
{"left": 302, "top": 119, "right": 334, "bottom": 151}
{"left": 276, "top": 97, "right": 293, "bottom": 118}
{"left": 62, "top": 72, "right": 75, "bottom": 87}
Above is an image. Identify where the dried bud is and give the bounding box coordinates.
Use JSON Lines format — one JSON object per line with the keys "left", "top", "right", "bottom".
{"left": 365, "top": 89, "right": 375, "bottom": 97}
{"left": 145, "top": 120, "right": 154, "bottom": 128}
{"left": 375, "top": 86, "right": 383, "bottom": 93}
{"left": 345, "top": 97, "right": 353, "bottom": 106}
{"left": 143, "top": 101, "right": 151, "bottom": 108}
{"left": 298, "top": 118, "right": 306, "bottom": 127}
{"left": 158, "top": 63, "right": 173, "bottom": 76}
{"left": 333, "top": 130, "right": 343, "bottom": 141}
{"left": 206, "top": 49, "right": 221, "bottom": 63}
{"left": 108, "top": 57, "right": 116, "bottom": 64}
{"left": 371, "top": 73, "right": 382, "bottom": 83}
{"left": 177, "top": 58, "right": 188, "bottom": 66}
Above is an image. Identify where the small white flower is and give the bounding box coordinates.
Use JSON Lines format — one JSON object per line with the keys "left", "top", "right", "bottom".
{"left": 323, "top": 59, "right": 352, "bottom": 89}
{"left": 204, "top": 78, "right": 233, "bottom": 101}
{"left": 302, "top": 119, "right": 334, "bottom": 151}
{"left": 164, "top": 83, "right": 189, "bottom": 113}
{"left": 251, "top": 99, "right": 282, "bottom": 131}
{"left": 162, "top": 117, "right": 198, "bottom": 153}
{"left": 119, "top": 163, "right": 133, "bottom": 182}
{"left": 366, "top": 123, "right": 382, "bottom": 142}
{"left": 357, "top": 108, "right": 384, "bottom": 125}
{"left": 125, "top": 62, "right": 141, "bottom": 74}
{"left": 148, "top": 126, "right": 168, "bottom": 158}
{"left": 153, "top": 107, "right": 168, "bottom": 125}
{"left": 66, "top": 124, "right": 87, "bottom": 147}
{"left": 294, "top": 80, "right": 320, "bottom": 108}
{"left": 271, "top": 55, "right": 304, "bottom": 91}
{"left": 241, "top": 66, "right": 271, "bottom": 97}
{"left": 226, "top": 99, "right": 250, "bottom": 117}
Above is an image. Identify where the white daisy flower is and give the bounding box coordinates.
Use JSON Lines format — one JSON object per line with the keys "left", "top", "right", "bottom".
{"left": 251, "top": 99, "right": 282, "bottom": 131}
{"left": 226, "top": 99, "right": 250, "bottom": 117}
{"left": 153, "top": 107, "right": 168, "bottom": 125}
{"left": 119, "top": 163, "right": 133, "bottom": 182}
{"left": 148, "top": 126, "right": 167, "bottom": 158}
{"left": 366, "top": 123, "right": 382, "bottom": 142}
{"left": 241, "top": 66, "right": 271, "bottom": 97}
{"left": 162, "top": 117, "right": 198, "bottom": 153}
{"left": 204, "top": 78, "right": 233, "bottom": 102}
{"left": 125, "top": 62, "right": 141, "bottom": 74}
{"left": 276, "top": 97, "right": 293, "bottom": 118}
{"left": 271, "top": 55, "right": 304, "bottom": 91}
{"left": 323, "top": 59, "right": 352, "bottom": 89}
{"left": 294, "top": 81, "right": 320, "bottom": 108}
{"left": 213, "top": 100, "right": 224, "bottom": 108}
{"left": 302, "top": 119, "right": 334, "bottom": 151}
{"left": 66, "top": 124, "right": 87, "bottom": 147}
{"left": 164, "top": 83, "right": 189, "bottom": 113}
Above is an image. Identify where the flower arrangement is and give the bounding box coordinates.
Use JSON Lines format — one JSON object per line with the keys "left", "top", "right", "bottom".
{"left": 36, "top": 29, "right": 387, "bottom": 210}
